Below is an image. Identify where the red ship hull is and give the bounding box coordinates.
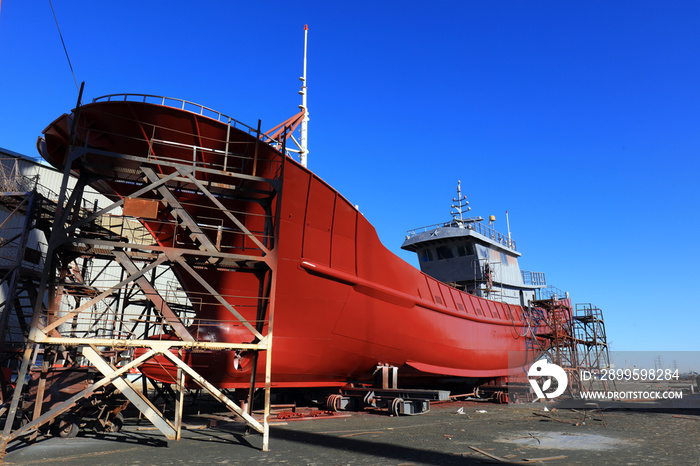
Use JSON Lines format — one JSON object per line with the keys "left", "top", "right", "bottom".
{"left": 42, "top": 98, "right": 550, "bottom": 388}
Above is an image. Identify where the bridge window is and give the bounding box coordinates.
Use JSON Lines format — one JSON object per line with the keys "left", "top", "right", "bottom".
{"left": 456, "top": 243, "right": 474, "bottom": 256}
{"left": 436, "top": 245, "right": 454, "bottom": 260}
{"left": 420, "top": 248, "right": 434, "bottom": 262}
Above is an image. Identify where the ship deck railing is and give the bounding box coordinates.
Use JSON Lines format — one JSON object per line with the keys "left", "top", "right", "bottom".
{"left": 406, "top": 219, "right": 517, "bottom": 251}
{"left": 521, "top": 270, "right": 546, "bottom": 286}
{"left": 93, "top": 94, "right": 260, "bottom": 137}
{"left": 88, "top": 94, "right": 286, "bottom": 180}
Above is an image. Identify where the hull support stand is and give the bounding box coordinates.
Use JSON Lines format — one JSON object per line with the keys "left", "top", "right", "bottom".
{"left": 1, "top": 110, "right": 285, "bottom": 455}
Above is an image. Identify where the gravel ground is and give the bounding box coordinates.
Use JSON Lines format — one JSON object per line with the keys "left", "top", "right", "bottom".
{"left": 3, "top": 397, "right": 699, "bottom": 465}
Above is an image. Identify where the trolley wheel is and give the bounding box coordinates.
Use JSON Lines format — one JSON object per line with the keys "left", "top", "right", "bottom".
{"left": 390, "top": 397, "right": 403, "bottom": 417}
{"left": 107, "top": 413, "right": 124, "bottom": 433}
{"left": 58, "top": 420, "right": 80, "bottom": 438}
{"left": 325, "top": 394, "right": 342, "bottom": 412}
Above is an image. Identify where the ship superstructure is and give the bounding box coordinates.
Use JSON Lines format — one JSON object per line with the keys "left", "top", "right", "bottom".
{"left": 402, "top": 181, "right": 545, "bottom": 307}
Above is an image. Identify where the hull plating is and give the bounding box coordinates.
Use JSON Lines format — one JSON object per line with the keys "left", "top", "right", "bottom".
{"left": 42, "top": 99, "right": 548, "bottom": 388}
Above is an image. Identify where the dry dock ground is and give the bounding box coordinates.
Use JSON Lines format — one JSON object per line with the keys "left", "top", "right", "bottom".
{"left": 4, "top": 397, "right": 699, "bottom": 465}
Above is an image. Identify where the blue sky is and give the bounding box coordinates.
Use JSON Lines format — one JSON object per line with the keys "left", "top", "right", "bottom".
{"left": 1, "top": 2, "right": 698, "bottom": 357}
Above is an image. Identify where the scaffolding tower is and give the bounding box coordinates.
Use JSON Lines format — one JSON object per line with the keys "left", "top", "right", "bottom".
{"left": 0, "top": 105, "right": 284, "bottom": 453}
{"left": 533, "top": 296, "right": 581, "bottom": 395}
{"left": 530, "top": 291, "right": 613, "bottom": 398}
{"left": 573, "top": 303, "right": 613, "bottom": 392}
{"left": 0, "top": 160, "right": 59, "bottom": 402}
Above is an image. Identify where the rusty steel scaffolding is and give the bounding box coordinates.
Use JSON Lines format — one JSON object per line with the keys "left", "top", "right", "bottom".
{"left": 533, "top": 296, "right": 581, "bottom": 396}
{"left": 531, "top": 294, "right": 612, "bottom": 397}
{"left": 573, "top": 303, "right": 613, "bottom": 392}
{"left": 0, "top": 114, "right": 284, "bottom": 454}
{"left": 0, "top": 161, "right": 58, "bottom": 405}
{"left": 0, "top": 191, "right": 41, "bottom": 353}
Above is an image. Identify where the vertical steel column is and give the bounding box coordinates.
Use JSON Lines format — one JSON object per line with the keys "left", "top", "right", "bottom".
{"left": 175, "top": 349, "right": 184, "bottom": 441}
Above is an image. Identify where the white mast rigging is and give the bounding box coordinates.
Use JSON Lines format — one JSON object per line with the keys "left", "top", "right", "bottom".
{"left": 299, "top": 24, "right": 309, "bottom": 167}
{"left": 261, "top": 25, "right": 309, "bottom": 165}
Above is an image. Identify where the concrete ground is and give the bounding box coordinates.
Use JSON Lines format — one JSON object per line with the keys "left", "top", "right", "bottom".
{"left": 3, "top": 398, "right": 699, "bottom": 465}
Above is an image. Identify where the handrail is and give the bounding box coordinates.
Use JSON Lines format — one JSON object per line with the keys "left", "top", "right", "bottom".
{"left": 0, "top": 158, "right": 60, "bottom": 202}
{"left": 90, "top": 94, "right": 294, "bottom": 166}
{"left": 521, "top": 270, "right": 546, "bottom": 286}
{"left": 406, "top": 220, "right": 517, "bottom": 251}
{"left": 92, "top": 93, "right": 258, "bottom": 135}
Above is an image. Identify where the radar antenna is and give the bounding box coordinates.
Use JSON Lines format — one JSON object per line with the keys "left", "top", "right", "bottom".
{"left": 450, "top": 180, "right": 471, "bottom": 223}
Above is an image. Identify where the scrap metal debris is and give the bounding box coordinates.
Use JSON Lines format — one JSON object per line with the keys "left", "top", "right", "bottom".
{"left": 468, "top": 446, "right": 567, "bottom": 464}
{"left": 277, "top": 410, "right": 336, "bottom": 420}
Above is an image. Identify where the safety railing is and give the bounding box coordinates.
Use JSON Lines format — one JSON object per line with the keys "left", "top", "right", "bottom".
{"left": 406, "top": 219, "right": 517, "bottom": 251}
{"left": 86, "top": 95, "right": 285, "bottom": 180}
{"left": 521, "top": 270, "right": 546, "bottom": 286}
{"left": 92, "top": 93, "right": 259, "bottom": 136}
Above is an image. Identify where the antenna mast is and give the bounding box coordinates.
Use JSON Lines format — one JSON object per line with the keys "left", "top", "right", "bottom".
{"left": 451, "top": 180, "right": 470, "bottom": 224}
{"left": 506, "top": 209, "right": 511, "bottom": 240}
{"left": 299, "top": 24, "right": 309, "bottom": 167}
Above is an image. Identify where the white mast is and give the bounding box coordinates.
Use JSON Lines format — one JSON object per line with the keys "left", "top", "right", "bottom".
{"left": 506, "top": 209, "right": 512, "bottom": 246}
{"left": 299, "top": 24, "right": 309, "bottom": 167}
{"left": 451, "top": 180, "right": 470, "bottom": 225}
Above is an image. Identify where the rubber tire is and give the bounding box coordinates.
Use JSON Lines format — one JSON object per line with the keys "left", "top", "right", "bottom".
{"left": 58, "top": 421, "right": 79, "bottom": 438}
{"left": 108, "top": 413, "right": 124, "bottom": 433}
{"left": 390, "top": 397, "right": 403, "bottom": 417}
{"left": 325, "top": 394, "right": 341, "bottom": 412}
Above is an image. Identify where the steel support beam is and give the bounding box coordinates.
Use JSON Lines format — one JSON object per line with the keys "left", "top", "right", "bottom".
{"left": 1, "top": 348, "right": 158, "bottom": 445}
{"left": 183, "top": 172, "right": 270, "bottom": 255}
{"left": 82, "top": 346, "right": 177, "bottom": 439}
{"left": 141, "top": 166, "right": 219, "bottom": 254}
{"left": 174, "top": 256, "right": 265, "bottom": 341}
{"left": 160, "top": 350, "right": 265, "bottom": 434}
{"left": 113, "top": 251, "right": 194, "bottom": 341}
